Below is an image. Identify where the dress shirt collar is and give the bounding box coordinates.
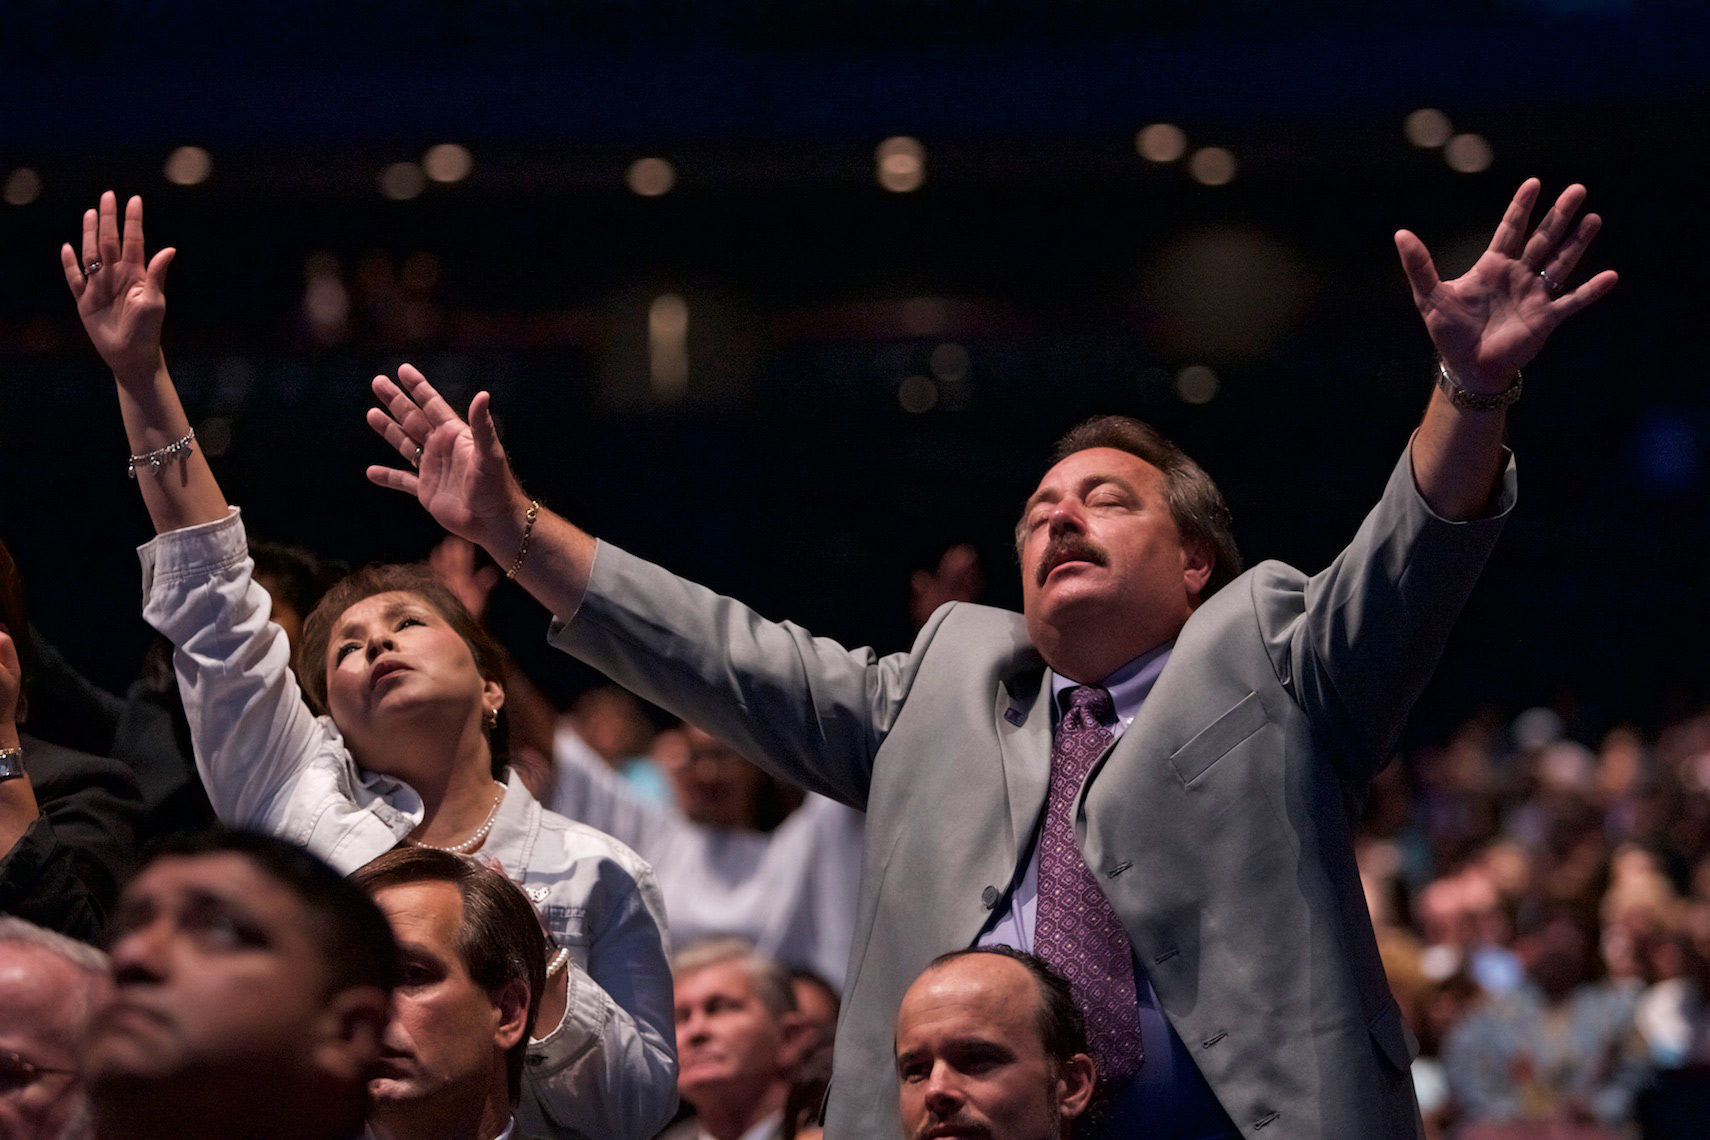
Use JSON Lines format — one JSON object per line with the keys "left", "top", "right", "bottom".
{"left": 1051, "top": 640, "right": 1174, "bottom": 732}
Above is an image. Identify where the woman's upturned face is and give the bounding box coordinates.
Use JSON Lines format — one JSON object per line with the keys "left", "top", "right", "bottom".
{"left": 322, "top": 590, "right": 501, "bottom": 763}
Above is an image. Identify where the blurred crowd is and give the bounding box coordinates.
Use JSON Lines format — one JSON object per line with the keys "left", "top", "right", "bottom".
{"left": 1362, "top": 706, "right": 1710, "bottom": 1139}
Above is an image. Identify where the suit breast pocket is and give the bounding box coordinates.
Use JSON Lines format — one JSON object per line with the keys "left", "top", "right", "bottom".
{"left": 1167, "top": 691, "right": 1269, "bottom": 787}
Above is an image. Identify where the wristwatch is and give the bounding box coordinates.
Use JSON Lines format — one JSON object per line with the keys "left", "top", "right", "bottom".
{"left": 0, "top": 747, "right": 23, "bottom": 782}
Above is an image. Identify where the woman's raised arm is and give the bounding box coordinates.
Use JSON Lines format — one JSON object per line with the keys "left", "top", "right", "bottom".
{"left": 61, "top": 191, "right": 228, "bottom": 533}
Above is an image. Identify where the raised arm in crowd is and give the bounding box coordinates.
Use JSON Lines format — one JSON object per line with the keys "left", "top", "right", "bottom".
{"left": 61, "top": 191, "right": 678, "bottom": 1140}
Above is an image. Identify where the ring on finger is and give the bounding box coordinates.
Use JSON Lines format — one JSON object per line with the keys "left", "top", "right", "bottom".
{"left": 1537, "top": 268, "right": 1563, "bottom": 297}
{"left": 85, "top": 260, "right": 102, "bottom": 275}
{"left": 412, "top": 445, "right": 423, "bottom": 468}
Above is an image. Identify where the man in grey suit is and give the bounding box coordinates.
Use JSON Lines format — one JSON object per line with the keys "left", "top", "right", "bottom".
{"left": 367, "top": 180, "right": 1616, "bottom": 1139}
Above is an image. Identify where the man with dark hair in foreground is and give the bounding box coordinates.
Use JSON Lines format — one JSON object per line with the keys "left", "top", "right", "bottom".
{"left": 896, "top": 947, "right": 1096, "bottom": 1140}
{"left": 352, "top": 846, "right": 544, "bottom": 1140}
{"left": 83, "top": 830, "right": 397, "bottom": 1140}
{"left": 369, "top": 180, "right": 1616, "bottom": 1138}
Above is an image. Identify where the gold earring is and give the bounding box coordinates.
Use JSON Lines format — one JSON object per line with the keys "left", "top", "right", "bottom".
{"left": 483, "top": 706, "right": 498, "bottom": 730}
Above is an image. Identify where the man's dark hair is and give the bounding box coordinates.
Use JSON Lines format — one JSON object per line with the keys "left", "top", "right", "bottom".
{"left": 140, "top": 829, "right": 399, "bottom": 996}
{"left": 1019, "top": 415, "right": 1243, "bottom": 599}
{"left": 0, "top": 538, "right": 38, "bottom": 723}
{"left": 296, "top": 563, "right": 509, "bottom": 775}
{"left": 352, "top": 846, "right": 546, "bottom": 1104}
{"left": 926, "top": 945, "right": 1089, "bottom": 1068}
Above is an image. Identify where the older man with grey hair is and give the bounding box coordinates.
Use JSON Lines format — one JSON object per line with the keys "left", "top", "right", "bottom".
{"left": 0, "top": 917, "right": 112, "bottom": 1140}
{"left": 663, "top": 938, "right": 813, "bottom": 1140}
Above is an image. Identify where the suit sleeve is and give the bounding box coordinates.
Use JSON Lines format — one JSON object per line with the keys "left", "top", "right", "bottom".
{"left": 1257, "top": 439, "right": 1516, "bottom": 793}
{"left": 549, "top": 543, "right": 937, "bottom": 810}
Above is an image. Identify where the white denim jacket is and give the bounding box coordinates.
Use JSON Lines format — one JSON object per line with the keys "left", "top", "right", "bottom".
{"left": 139, "top": 509, "right": 677, "bottom": 1140}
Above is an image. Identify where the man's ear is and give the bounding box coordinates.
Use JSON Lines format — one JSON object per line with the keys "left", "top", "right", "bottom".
{"left": 1056, "top": 1053, "right": 1098, "bottom": 1122}
{"left": 1182, "top": 537, "right": 1215, "bottom": 601}
{"left": 493, "top": 977, "right": 531, "bottom": 1051}
{"left": 315, "top": 986, "right": 392, "bottom": 1082}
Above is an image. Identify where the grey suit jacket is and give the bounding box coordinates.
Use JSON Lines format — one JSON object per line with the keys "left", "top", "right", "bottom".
{"left": 555, "top": 447, "right": 1515, "bottom": 1140}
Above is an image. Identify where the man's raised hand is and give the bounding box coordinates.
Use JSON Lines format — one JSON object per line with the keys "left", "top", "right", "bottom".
{"left": 60, "top": 191, "right": 175, "bottom": 383}
{"left": 366, "top": 365, "right": 530, "bottom": 552}
{"left": 1395, "top": 179, "right": 1617, "bottom": 391}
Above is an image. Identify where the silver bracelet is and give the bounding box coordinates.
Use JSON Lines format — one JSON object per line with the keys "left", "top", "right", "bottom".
{"left": 1436, "top": 359, "right": 1522, "bottom": 412}
{"left": 128, "top": 428, "right": 197, "bottom": 479}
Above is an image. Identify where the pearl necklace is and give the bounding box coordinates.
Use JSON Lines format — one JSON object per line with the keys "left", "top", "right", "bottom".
{"left": 410, "top": 781, "right": 506, "bottom": 855}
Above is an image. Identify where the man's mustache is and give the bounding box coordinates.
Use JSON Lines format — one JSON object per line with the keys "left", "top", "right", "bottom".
{"left": 1036, "top": 534, "right": 1107, "bottom": 586}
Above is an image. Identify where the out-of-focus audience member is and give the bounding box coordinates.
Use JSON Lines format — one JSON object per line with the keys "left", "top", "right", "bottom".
{"left": 907, "top": 543, "right": 986, "bottom": 631}
{"left": 0, "top": 539, "right": 141, "bottom": 943}
{"left": 893, "top": 946, "right": 1096, "bottom": 1140}
{"left": 1443, "top": 905, "right": 1649, "bottom": 1139}
{"left": 548, "top": 720, "right": 863, "bottom": 989}
{"left": 780, "top": 1047, "right": 831, "bottom": 1140}
{"left": 663, "top": 938, "right": 813, "bottom": 1140}
{"left": 0, "top": 917, "right": 111, "bottom": 1140}
{"left": 563, "top": 685, "right": 663, "bottom": 796}
{"left": 352, "top": 847, "right": 544, "bottom": 1140}
{"left": 1634, "top": 927, "right": 1710, "bottom": 1068}
{"left": 787, "top": 967, "right": 840, "bottom": 1056}
{"left": 85, "top": 829, "right": 397, "bottom": 1140}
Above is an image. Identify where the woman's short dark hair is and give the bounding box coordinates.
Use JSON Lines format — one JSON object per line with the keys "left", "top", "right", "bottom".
{"left": 295, "top": 563, "right": 509, "bottom": 774}
{"left": 352, "top": 846, "right": 546, "bottom": 1104}
{"left": 1018, "top": 415, "right": 1243, "bottom": 599}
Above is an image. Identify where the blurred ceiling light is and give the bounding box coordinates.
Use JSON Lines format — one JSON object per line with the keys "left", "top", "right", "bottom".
{"left": 164, "top": 146, "right": 213, "bottom": 186}
{"left": 897, "top": 375, "right": 938, "bottom": 414}
{"left": 1175, "top": 365, "right": 1220, "bottom": 405}
{"left": 1444, "top": 133, "right": 1494, "bottom": 174}
{"left": 929, "top": 342, "right": 970, "bottom": 382}
{"left": 379, "top": 162, "right": 427, "bottom": 200}
{"left": 1403, "top": 108, "right": 1453, "bottom": 149}
{"left": 626, "top": 157, "right": 676, "bottom": 197}
{"left": 422, "top": 143, "right": 474, "bottom": 183}
{"left": 1136, "top": 123, "right": 1188, "bottom": 163}
{"left": 303, "top": 276, "right": 350, "bottom": 342}
{"left": 1187, "top": 146, "right": 1237, "bottom": 186}
{"left": 3, "top": 167, "right": 42, "bottom": 206}
{"left": 649, "top": 294, "right": 689, "bottom": 399}
{"left": 876, "top": 136, "right": 926, "bottom": 192}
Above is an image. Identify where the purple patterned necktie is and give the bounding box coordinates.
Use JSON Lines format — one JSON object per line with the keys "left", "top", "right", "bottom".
{"left": 1034, "top": 684, "right": 1143, "bottom": 1085}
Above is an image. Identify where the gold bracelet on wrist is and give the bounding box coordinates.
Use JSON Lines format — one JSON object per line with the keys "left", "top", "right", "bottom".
{"left": 506, "top": 500, "right": 541, "bottom": 580}
{"left": 1436, "top": 359, "right": 1522, "bottom": 411}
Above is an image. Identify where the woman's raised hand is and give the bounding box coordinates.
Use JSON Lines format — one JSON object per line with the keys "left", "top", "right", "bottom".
{"left": 366, "top": 365, "right": 531, "bottom": 553}
{"left": 59, "top": 192, "right": 175, "bottom": 384}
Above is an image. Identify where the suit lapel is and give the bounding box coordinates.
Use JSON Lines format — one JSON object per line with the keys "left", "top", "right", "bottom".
{"left": 995, "top": 666, "right": 1054, "bottom": 862}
